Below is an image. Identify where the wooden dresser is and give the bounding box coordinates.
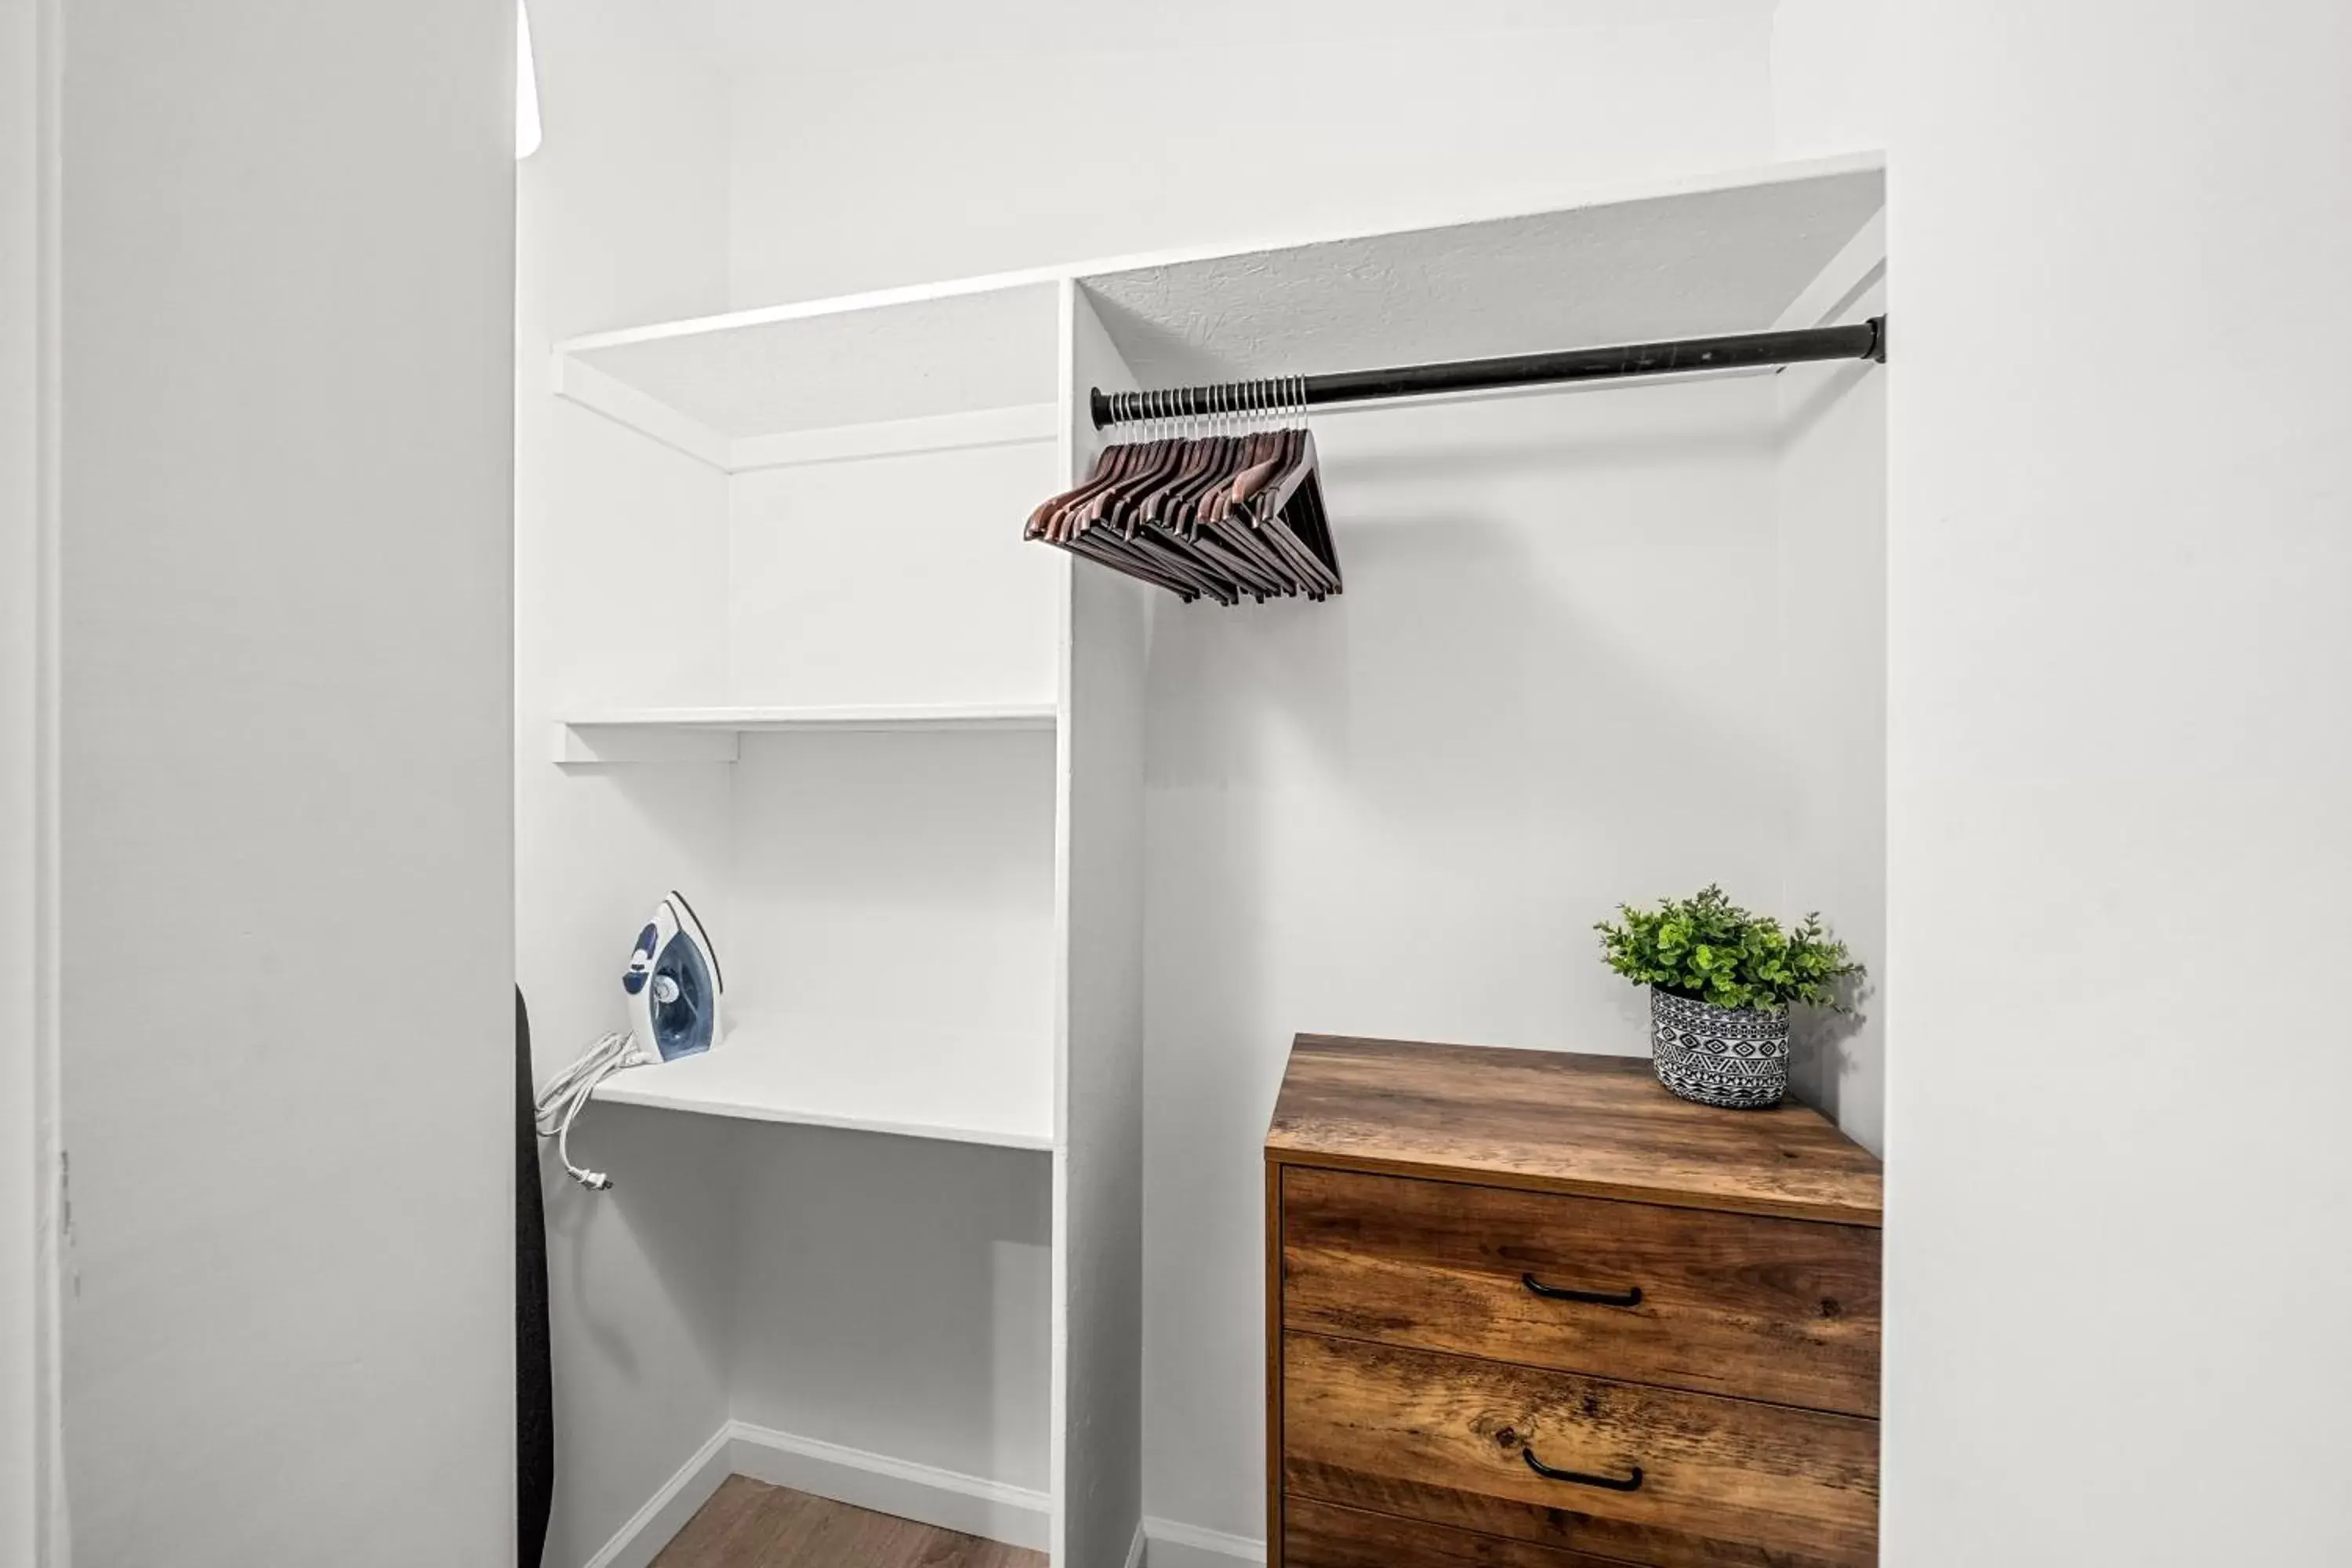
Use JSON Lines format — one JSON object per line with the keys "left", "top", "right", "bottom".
{"left": 1265, "top": 1035, "right": 1884, "bottom": 1568}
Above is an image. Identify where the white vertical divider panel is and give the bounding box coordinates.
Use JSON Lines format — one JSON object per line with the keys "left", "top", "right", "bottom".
{"left": 1051, "top": 280, "right": 1149, "bottom": 1567}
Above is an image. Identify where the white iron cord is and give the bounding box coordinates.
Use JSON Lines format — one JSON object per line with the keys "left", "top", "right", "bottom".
{"left": 533, "top": 1030, "right": 650, "bottom": 1191}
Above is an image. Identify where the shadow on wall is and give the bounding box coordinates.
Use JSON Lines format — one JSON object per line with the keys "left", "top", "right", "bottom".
{"left": 1791, "top": 973, "right": 1875, "bottom": 1129}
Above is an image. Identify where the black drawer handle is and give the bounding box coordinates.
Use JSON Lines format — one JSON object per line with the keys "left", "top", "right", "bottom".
{"left": 1522, "top": 1272, "right": 1642, "bottom": 1308}
{"left": 1523, "top": 1447, "right": 1644, "bottom": 1492}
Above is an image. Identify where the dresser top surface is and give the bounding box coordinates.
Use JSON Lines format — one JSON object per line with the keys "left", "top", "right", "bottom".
{"left": 1265, "top": 1034, "right": 1882, "bottom": 1226}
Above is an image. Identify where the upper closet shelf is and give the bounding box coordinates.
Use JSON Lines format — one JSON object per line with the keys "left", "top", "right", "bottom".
{"left": 554, "top": 280, "right": 1066, "bottom": 472}
{"left": 590, "top": 1018, "right": 1055, "bottom": 1151}
{"left": 1075, "top": 156, "right": 1886, "bottom": 390}
{"left": 550, "top": 154, "right": 1883, "bottom": 468}
{"left": 554, "top": 702, "right": 1059, "bottom": 763}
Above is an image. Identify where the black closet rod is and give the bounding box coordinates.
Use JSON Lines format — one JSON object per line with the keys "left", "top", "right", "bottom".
{"left": 1091, "top": 316, "right": 1886, "bottom": 428}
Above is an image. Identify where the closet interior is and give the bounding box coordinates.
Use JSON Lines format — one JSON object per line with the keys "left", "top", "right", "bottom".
{"left": 523, "top": 153, "right": 1887, "bottom": 1568}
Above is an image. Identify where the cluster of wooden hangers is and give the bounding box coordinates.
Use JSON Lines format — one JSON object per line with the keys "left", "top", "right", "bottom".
{"left": 1024, "top": 377, "right": 1342, "bottom": 604}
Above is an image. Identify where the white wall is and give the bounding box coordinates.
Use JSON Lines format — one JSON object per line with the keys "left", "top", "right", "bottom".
{"left": 1883, "top": 2, "right": 2352, "bottom": 1563}
{"left": 721, "top": 1, "right": 1779, "bottom": 304}
{"left": 724, "top": 445, "right": 1062, "bottom": 709}
{"left": 512, "top": 3, "right": 741, "bottom": 1563}
{"left": 728, "top": 730, "right": 1058, "bottom": 1060}
{"left": 1771, "top": 0, "right": 1882, "bottom": 161}
{"left": 1778, "top": 274, "right": 1887, "bottom": 1154}
{"left": 726, "top": 1131, "right": 1053, "bottom": 1490}
{"left": 1144, "top": 380, "right": 1792, "bottom": 1539}
{"left": 2, "top": 0, "right": 49, "bottom": 1559}
{"left": 53, "top": 0, "right": 515, "bottom": 1562}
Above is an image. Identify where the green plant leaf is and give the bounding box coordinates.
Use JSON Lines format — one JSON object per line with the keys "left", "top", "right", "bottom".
{"left": 1595, "top": 886, "right": 1860, "bottom": 1014}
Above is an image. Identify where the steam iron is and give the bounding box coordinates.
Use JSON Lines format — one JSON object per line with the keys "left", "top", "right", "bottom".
{"left": 623, "top": 891, "right": 724, "bottom": 1062}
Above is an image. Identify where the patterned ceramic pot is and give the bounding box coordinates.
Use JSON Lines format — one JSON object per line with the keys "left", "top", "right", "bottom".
{"left": 1649, "top": 989, "right": 1789, "bottom": 1109}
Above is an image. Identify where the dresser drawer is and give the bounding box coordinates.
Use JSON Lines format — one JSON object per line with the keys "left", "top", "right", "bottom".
{"left": 1282, "top": 1167, "right": 1880, "bottom": 1415}
{"left": 1283, "top": 1334, "right": 1878, "bottom": 1568}
{"left": 1286, "top": 1497, "right": 1638, "bottom": 1568}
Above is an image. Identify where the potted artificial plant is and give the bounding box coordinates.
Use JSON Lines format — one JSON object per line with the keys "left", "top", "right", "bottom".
{"left": 1595, "top": 885, "right": 1859, "bottom": 1109}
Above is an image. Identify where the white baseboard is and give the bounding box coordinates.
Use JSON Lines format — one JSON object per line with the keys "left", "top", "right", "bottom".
{"left": 727, "top": 1421, "right": 1052, "bottom": 1553}
{"left": 579, "top": 1418, "right": 1083, "bottom": 1566}
{"left": 1145, "top": 1516, "right": 1266, "bottom": 1568}
{"left": 578, "top": 1424, "right": 735, "bottom": 1568}
{"left": 1123, "top": 1519, "right": 1149, "bottom": 1568}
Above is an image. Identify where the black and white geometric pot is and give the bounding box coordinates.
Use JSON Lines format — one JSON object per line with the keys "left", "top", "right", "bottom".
{"left": 1649, "top": 989, "right": 1789, "bottom": 1109}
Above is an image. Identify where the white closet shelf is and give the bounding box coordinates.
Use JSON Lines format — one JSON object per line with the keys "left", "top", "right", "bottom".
{"left": 590, "top": 1019, "right": 1055, "bottom": 1151}
{"left": 551, "top": 153, "right": 1883, "bottom": 466}
{"left": 554, "top": 702, "right": 1059, "bottom": 762}
{"left": 554, "top": 279, "right": 1066, "bottom": 466}
{"left": 1079, "top": 156, "right": 1887, "bottom": 389}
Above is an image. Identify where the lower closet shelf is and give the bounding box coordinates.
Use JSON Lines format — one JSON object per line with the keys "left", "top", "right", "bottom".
{"left": 591, "top": 1020, "right": 1055, "bottom": 1150}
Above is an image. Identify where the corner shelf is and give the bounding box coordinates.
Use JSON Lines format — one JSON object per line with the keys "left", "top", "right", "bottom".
{"left": 553, "top": 702, "right": 1060, "bottom": 762}
{"left": 590, "top": 1018, "right": 1055, "bottom": 1152}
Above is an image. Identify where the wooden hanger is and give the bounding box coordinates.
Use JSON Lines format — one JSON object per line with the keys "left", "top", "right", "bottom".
{"left": 1029, "top": 437, "right": 1134, "bottom": 544}
{"left": 1243, "top": 426, "right": 1339, "bottom": 598}
{"left": 1101, "top": 412, "right": 1244, "bottom": 602}
{"left": 1025, "top": 375, "right": 1343, "bottom": 604}
{"left": 1034, "top": 434, "right": 1204, "bottom": 597}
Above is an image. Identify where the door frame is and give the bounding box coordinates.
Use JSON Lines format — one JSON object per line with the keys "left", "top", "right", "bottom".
{"left": 2, "top": 0, "right": 64, "bottom": 1559}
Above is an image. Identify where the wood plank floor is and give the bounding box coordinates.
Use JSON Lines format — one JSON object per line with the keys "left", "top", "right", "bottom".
{"left": 650, "top": 1476, "right": 1047, "bottom": 1568}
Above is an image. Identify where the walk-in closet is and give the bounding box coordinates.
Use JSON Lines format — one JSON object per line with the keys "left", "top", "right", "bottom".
{"left": 29, "top": 4, "right": 2350, "bottom": 1565}
{"left": 521, "top": 151, "right": 1888, "bottom": 1568}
